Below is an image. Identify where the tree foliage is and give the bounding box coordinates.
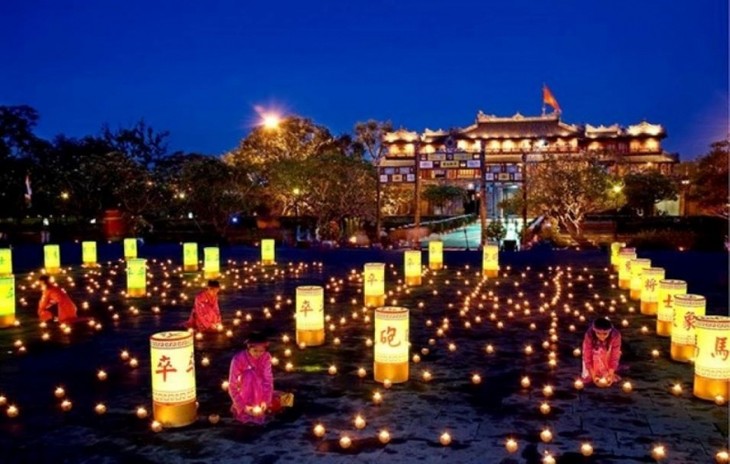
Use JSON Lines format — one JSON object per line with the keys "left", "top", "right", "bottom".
{"left": 690, "top": 140, "right": 729, "bottom": 218}
{"left": 623, "top": 170, "right": 678, "bottom": 216}
{"left": 422, "top": 185, "right": 466, "bottom": 209}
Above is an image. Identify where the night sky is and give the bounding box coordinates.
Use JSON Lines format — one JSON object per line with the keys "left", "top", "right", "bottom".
{"left": 1, "top": 0, "right": 727, "bottom": 159}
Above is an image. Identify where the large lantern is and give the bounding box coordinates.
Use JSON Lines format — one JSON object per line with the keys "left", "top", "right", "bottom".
{"left": 0, "top": 249, "right": 12, "bottom": 275}
{"left": 124, "top": 238, "right": 137, "bottom": 259}
{"left": 364, "top": 263, "right": 385, "bottom": 307}
{"left": 628, "top": 258, "right": 651, "bottom": 300}
{"left": 429, "top": 240, "right": 443, "bottom": 270}
{"left": 150, "top": 331, "right": 197, "bottom": 427}
{"left": 261, "top": 239, "right": 275, "bottom": 266}
{"left": 183, "top": 243, "right": 198, "bottom": 272}
{"left": 82, "top": 241, "right": 97, "bottom": 267}
{"left": 610, "top": 242, "right": 625, "bottom": 270}
{"left": 44, "top": 244, "right": 61, "bottom": 275}
{"left": 693, "top": 316, "right": 730, "bottom": 401}
{"left": 656, "top": 279, "right": 687, "bottom": 337}
{"left": 374, "top": 306, "right": 409, "bottom": 383}
{"left": 671, "top": 294, "right": 705, "bottom": 362}
{"left": 127, "top": 258, "right": 147, "bottom": 298}
{"left": 404, "top": 250, "right": 422, "bottom": 286}
{"left": 203, "top": 247, "right": 220, "bottom": 279}
{"left": 0, "top": 276, "right": 15, "bottom": 328}
{"left": 482, "top": 242, "right": 499, "bottom": 278}
{"left": 616, "top": 248, "right": 636, "bottom": 289}
{"left": 295, "top": 286, "right": 325, "bottom": 346}
{"left": 639, "top": 267, "right": 665, "bottom": 315}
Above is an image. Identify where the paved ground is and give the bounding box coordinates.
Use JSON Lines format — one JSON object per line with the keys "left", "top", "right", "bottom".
{"left": 0, "top": 244, "right": 727, "bottom": 463}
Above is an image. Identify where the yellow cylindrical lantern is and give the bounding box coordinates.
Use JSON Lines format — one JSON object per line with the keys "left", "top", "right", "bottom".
{"left": 295, "top": 286, "right": 325, "bottom": 346}
{"left": 261, "top": 239, "right": 275, "bottom": 266}
{"left": 82, "top": 241, "right": 97, "bottom": 267}
{"left": 150, "top": 331, "right": 197, "bottom": 427}
{"left": 374, "top": 306, "right": 409, "bottom": 383}
{"left": 629, "top": 258, "right": 651, "bottom": 300}
{"left": 639, "top": 267, "right": 665, "bottom": 315}
{"left": 203, "top": 247, "right": 220, "bottom": 279}
{"left": 657, "top": 279, "right": 687, "bottom": 337}
{"left": 127, "top": 258, "right": 147, "bottom": 298}
{"left": 124, "top": 238, "right": 137, "bottom": 259}
{"left": 610, "top": 242, "right": 625, "bottom": 270}
{"left": 429, "top": 240, "right": 443, "bottom": 270}
{"left": 671, "top": 294, "right": 706, "bottom": 362}
{"left": 364, "top": 263, "right": 386, "bottom": 307}
{"left": 44, "top": 244, "right": 61, "bottom": 274}
{"left": 616, "top": 248, "right": 636, "bottom": 289}
{"left": 0, "top": 276, "right": 15, "bottom": 328}
{"left": 693, "top": 316, "right": 730, "bottom": 401}
{"left": 0, "top": 249, "right": 12, "bottom": 275}
{"left": 482, "top": 243, "right": 499, "bottom": 278}
{"left": 404, "top": 250, "right": 422, "bottom": 286}
{"left": 183, "top": 243, "right": 198, "bottom": 272}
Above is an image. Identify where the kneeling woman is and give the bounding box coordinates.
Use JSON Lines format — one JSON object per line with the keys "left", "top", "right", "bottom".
{"left": 581, "top": 316, "right": 622, "bottom": 386}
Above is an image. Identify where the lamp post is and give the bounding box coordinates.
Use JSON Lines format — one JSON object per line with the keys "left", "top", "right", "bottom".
{"left": 521, "top": 152, "right": 528, "bottom": 248}
{"left": 680, "top": 179, "right": 690, "bottom": 216}
{"left": 293, "top": 188, "right": 301, "bottom": 243}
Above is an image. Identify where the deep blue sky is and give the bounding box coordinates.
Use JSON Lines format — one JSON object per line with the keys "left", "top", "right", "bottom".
{"left": 1, "top": 0, "right": 727, "bottom": 159}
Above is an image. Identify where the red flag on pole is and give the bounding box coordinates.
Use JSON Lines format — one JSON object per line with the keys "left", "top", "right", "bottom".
{"left": 542, "top": 85, "right": 561, "bottom": 113}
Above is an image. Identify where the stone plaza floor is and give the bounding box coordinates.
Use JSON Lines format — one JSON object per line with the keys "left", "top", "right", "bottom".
{"left": 0, "top": 244, "right": 728, "bottom": 463}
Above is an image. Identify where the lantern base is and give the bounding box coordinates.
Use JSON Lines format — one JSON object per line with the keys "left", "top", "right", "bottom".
{"left": 261, "top": 259, "right": 275, "bottom": 266}
{"left": 656, "top": 320, "right": 672, "bottom": 337}
{"left": 183, "top": 265, "right": 198, "bottom": 273}
{"left": 153, "top": 399, "right": 197, "bottom": 428}
{"left": 82, "top": 262, "right": 98, "bottom": 268}
{"left": 124, "top": 255, "right": 137, "bottom": 260}
{"left": 297, "top": 329, "right": 325, "bottom": 347}
{"left": 618, "top": 279, "right": 630, "bottom": 289}
{"left": 203, "top": 271, "right": 220, "bottom": 279}
{"left": 629, "top": 289, "right": 641, "bottom": 300}
{"left": 429, "top": 263, "right": 443, "bottom": 271}
{"left": 641, "top": 301, "right": 658, "bottom": 316}
{"left": 0, "top": 314, "right": 15, "bottom": 329}
{"left": 693, "top": 375, "right": 729, "bottom": 401}
{"left": 374, "top": 362, "right": 408, "bottom": 384}
{"left": 45, "top": 267, "right": 60, "bottom": 275}
{"left": 127, "top": 288, "right": 146, "bottom": 298}
{"left": 365, "top": 295, "right": 385, "bottom": 308}
{"left": 405, "top": 276, "right": 421, "bottom": 286}
{"left": 482, "top": 269, "right": 499, "bottom": 278}
{"left": 670, "top": 342, "right": 696, "bottom": 363}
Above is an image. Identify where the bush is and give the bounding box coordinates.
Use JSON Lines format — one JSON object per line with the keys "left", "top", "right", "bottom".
{"left": 627, "top": 229, "right": 698, "bottom": 250}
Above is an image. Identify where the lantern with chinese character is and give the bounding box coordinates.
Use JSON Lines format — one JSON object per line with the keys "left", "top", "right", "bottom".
{"left": 150, "top": 331, "right": 197, "bottom": 427}
{"left": 671, "top": 294, "right": 705, "bottom": 362}
{"left": 429, "top": 240, "right": 443, "bottom": 270}
{"left": 203, "top": 247, "right": 219, "bottom": 279}
{"left": 482, "top": 243, "right": 499, "bottom": 278}
{"left": 0, "top": 249, "right": 12, "bottom": 275}
{"left": 640, "top": 267, "right": 665, "bottom": 315}
{"left": 629, "top": 258, "right": 651, "bottom": 300}
{"left": 0, "top": 276, "right": 15, "bottom": 328}
{"left": 296, "top": 286, "right": 325, "bottom": 346}
{"left": 124, "top": 238, "right": 137, "bottom": 259}
{"left": 183, "top": 243, "right": 198, "bottom": 272}
{"left": 616, "top": 248, "right": 636, "bottom": 289}
{"left": 610, "top": 242, "right": 625, "bottom": 270}
{"left": 404, "top": 250, "right": 422, "bottom": 286}
{"left": 657, "top": 280, "right": 687, "bottom": 337}
{"left": 81, "top": 241, "right": 97, "bottom": 267}
{"left": 364, "top": 263, "right": 385, "bottom": 307}
{"left": 374, "top": 306, "right": 409, "bottom": 383}
{"left": 693, "top": 316, "right": 730, "bottom": 401}
{"left": 44, "top": 244, "right": 61, "bottom": 274}
{"left": 261, "top": 239, "right": 275, "bottom": 265}
{"left": 127, "top": 258, "right": 147, "bottom": 298}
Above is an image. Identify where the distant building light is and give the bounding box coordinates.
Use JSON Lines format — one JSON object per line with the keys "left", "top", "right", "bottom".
{"left": 187, "top": 212, "right": 194, "bottom": 219}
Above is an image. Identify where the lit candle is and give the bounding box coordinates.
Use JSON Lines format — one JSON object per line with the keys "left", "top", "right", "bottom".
{"left": 313, "top": 423, "right": 326, "bottom": 438}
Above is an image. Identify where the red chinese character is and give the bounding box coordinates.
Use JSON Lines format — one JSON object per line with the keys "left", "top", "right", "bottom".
{"left": 156, "top": 355, "right": 177, "bottom": 382}
{"left": 644, "top": 279, "right": 657, "bottom": 292}
{"left": 367, "top": 273, "right": 376, "bottom": 286}
{"left": 663, "top": 294, "right": 673, "bottom": 308}
{"left": 711, "top": 337, "right": 729, "bottom": 361}
{"left": 300, "top": 300, "right": 312, "bottom": 317}
{"left": 683, "top": 311, "right": 696, "bottom": 331}
{"left": 186, "top": 352, "right": 195, "bottom": 373}
{"left": 380, "top": 326, "right": 401, "bottom": 347}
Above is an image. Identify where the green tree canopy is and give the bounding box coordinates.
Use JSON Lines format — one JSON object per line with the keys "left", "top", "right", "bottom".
{"left": 623, "top": 170, "right": 678, "bottom": 217}
{"left": 690, "top": 140, "right": 729, "bottom": 218}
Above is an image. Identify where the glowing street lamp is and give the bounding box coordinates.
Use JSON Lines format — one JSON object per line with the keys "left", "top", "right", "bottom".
{"left": 262, "top": 113, "right": 281, "bottom": 130}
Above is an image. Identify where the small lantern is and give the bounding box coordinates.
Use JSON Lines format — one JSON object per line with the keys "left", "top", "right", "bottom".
{"left": 0, "top": 249, "right": 12, "bottom": 275}
{"left": 616, "top": 248, "right": 636, "bottom": 289}
{"left": 44, "top": 244, "right": 61, "bottom": 274}
{"left": 183, "top": 243, "right": 198, "bottom": 272}
{"left": 0, "top": 276, "right": 15, "bottom": 328}
{"left": 374, "top": 306, "right": 409, "bottom": 383}
{"left": 295, "top": 286, "right": 325, "bottom": 346}
{"left": 428, "top": 240, "right": 443, "bottom": 270}
{"left": 124, "top": 238, "right": 137, "bottom": 259}
{"left": 203, "top": 247, "right": 220, "bottom": 279}
{"left": 640, "top": 267, "right": 665, "bottom": 315}
{"left": 482, "top": 242, "right": 499, "bottom": 278}
{"left": 629, "top": 258, "right": 651, "bottom": 300}
{"left": 150, "top": 331, "right": 197, "bottom": 427}
{"left": 126, "top": 258, "right": 147, "bottom": 298}
{"left": 671, "top": 294, "right": 705, "bottom": 362}
{"left": 610, "top": 242, "right": 625, "bottom": 270}
{"left": 81, "top": 241, "right": 97, "bottom": 267}
{"left": 261, "top": 239, "right": 275, "bottom": 266}
{"left": 657, "top": 280, "right": 687, "bottom": 337}
{"left": 364, "top": 263, "right": 386, "bottom": 307}
{"left": 693, "top": 316, "right": 730, "bottom": 401}
{"left": 404, "top": 250, "right": 422, "bottom": 286}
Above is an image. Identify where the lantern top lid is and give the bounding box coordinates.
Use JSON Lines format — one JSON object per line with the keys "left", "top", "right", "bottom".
{"left": 150, "top": 330, "right": 193, "bottom": 341}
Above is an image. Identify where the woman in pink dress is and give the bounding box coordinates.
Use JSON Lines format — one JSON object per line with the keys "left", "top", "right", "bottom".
{"left": 228, "top": 333, "right": 274, "bottom": 424}
{"left": 185, "top": 280, "right": 221, "bottom": 331}
{"left": 581, "top": 317, "right": 622, "bottom": 386}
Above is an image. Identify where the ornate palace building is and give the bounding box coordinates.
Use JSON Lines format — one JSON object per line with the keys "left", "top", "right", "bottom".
{"left": 380, "top": 111, "right": 677, "bottom": 217}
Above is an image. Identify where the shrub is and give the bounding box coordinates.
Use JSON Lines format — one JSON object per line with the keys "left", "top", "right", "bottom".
{"left": 627, "top": 229, "right": 698, "bottom": 250}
